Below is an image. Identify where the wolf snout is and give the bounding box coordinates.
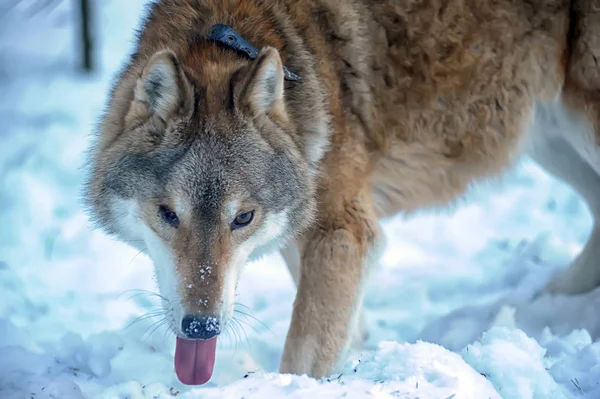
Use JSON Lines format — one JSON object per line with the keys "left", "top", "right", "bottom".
{"left": 181, "top": 314, "right": 221, "bottom": 340}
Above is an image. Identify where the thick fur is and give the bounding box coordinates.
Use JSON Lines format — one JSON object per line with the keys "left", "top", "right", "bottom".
{"left": 84, "top": 0, "right": 600, "bottom": 380}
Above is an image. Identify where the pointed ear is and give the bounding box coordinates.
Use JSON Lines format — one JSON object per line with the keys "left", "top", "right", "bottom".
{"left": 238, "top": 47, "right": 287, "bottom": 119}
{"left": 129, "top": 49, "right": 193, "bottom": 124}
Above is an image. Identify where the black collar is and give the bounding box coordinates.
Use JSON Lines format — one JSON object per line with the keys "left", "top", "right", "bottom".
{"left": 208, "top": 24, "right": 301, "bottom": 82}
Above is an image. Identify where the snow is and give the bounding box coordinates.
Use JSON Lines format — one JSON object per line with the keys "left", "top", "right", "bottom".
{"left": 1, "top": 1, "right": 600, "bottom": 398}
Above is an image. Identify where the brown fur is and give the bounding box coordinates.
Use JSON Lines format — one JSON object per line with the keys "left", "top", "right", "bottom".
{"left": 86, "top": 0, "right": 600, "bottom": 381}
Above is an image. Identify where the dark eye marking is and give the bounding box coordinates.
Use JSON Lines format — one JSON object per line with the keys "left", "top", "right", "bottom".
{"left": 231, "top": 210, "right": 254, "bottom": 230}
{"left": 159, "top": 205, "right": 180, "bottom": 228}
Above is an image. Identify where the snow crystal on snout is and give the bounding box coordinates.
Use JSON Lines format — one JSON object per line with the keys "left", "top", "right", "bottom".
{"left": 184, "top": 316, "right": 219, "bottom": 336}
{"left": 199, "top": 265, "right": 214, "bottom": 282}
{"left": 205, "top": 316, "right": 219, "bottom": 332}
{"left": 186, "top": 318, "right": 201, "bottom": 336}
{"left": 198, "top": 298, "right": 209, "bottom": 307}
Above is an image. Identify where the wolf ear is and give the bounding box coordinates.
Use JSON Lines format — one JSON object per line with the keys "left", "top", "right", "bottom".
{"left": 130, "top": 49, "right": 192, "bottom": 123}
{"left": 238, "top": 47, "right": 287, "bottom": 119}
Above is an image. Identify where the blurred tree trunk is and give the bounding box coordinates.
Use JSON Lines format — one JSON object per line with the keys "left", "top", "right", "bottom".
{"left": 79, "top": 0, "right": 93, "bottom": 72}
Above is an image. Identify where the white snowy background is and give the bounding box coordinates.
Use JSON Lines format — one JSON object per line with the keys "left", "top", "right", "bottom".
{"left": 1, "top": 1, "right": 600, "bottom": 398}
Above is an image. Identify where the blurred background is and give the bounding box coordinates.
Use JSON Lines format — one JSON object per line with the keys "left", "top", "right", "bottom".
{"left": 0, "top": 1, "right": 598, "bottom": 398}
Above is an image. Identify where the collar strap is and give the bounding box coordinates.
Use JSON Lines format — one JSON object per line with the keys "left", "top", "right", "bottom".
{"left": 208, "top": 23, "right": 301, "bottom": 82}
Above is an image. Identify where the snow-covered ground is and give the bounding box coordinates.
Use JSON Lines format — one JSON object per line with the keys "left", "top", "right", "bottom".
{"left": 2, "top": 1, "right": 600, "bottom": 398}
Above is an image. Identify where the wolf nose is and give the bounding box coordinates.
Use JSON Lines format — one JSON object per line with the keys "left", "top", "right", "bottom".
{"left": 181, "top": 315, "right": 221, "bottom": 340}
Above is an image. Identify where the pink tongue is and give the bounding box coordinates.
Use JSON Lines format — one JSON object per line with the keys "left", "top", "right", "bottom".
{"left": 174, "top": 337, "right": 217, "bottom": 385}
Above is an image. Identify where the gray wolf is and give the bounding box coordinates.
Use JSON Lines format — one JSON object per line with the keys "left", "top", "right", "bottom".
{"left": 84, "top": 0, "right": 600, "bottom": 386}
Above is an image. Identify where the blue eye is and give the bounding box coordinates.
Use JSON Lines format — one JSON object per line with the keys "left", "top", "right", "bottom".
{"left": 232, "top": 210, "right": 254, "bottom": 230}
{"left": 159, "top": 205, "right": 179, "bottom": 228}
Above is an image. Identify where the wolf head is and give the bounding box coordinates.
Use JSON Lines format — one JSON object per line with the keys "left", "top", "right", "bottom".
{"left": 84, "top": 47, "right": 323, "bottom": 383}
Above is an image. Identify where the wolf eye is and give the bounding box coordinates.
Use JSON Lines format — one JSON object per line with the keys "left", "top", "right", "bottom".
{"left": 159, "top": 205, "right": 179, "bottom": 228}
{"left": 231, "top": 210, "right": 254, "bottom": 230}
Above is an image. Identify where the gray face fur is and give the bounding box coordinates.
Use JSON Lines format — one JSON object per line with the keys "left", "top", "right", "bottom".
{"left": 84, "top": 48, "right": 317, "bottom": 337}
{"left": 100, "top": 117, "right": 305, "bottom": 236}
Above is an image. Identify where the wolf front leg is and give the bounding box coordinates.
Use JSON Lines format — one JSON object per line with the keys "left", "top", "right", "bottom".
{"left": 279, "top": 192, "right": 380, "bottom": 378}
